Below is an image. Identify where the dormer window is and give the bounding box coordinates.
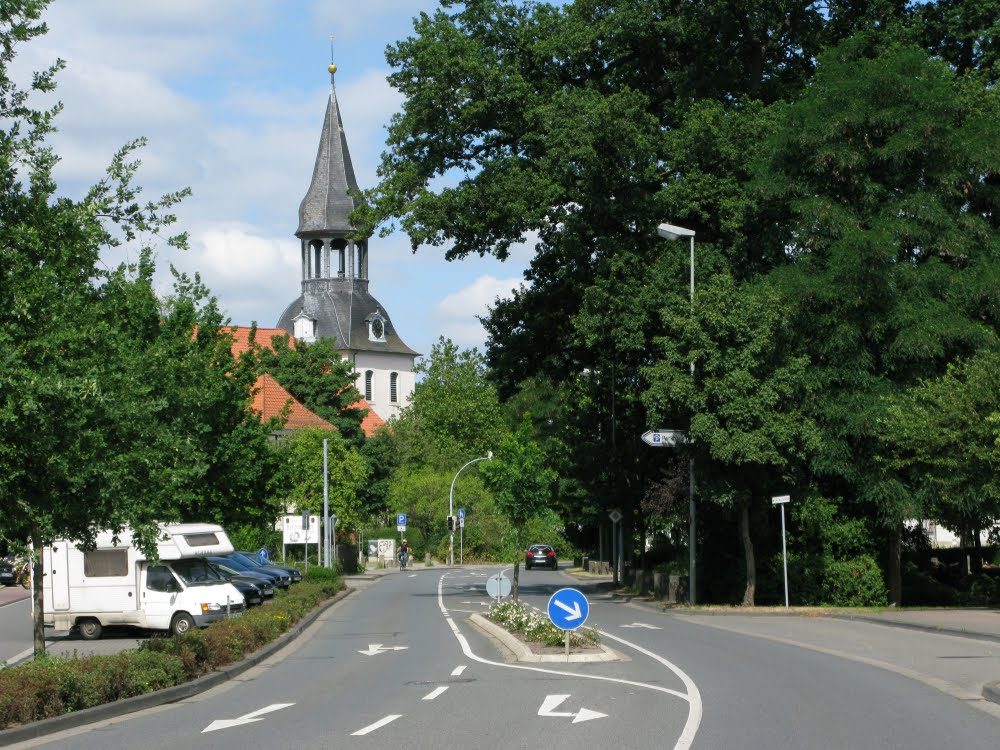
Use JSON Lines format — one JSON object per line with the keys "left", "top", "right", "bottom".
{"left": 292, "top": 311, "right": 316, "bottom": 342}
{"left": 368, "top": 312, "right": 387, "bottom": 343}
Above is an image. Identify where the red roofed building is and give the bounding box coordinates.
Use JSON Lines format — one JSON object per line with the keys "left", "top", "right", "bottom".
{"left": 227, "top": 325, "right": 384, "bottom": 438}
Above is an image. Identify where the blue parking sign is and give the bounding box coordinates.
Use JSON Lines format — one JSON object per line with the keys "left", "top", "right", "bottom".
{"left": 397, "top": 513, "right": 407, "bottom": 526}
{"left": 458, "top": 508, "right": 465, "bottom": 520}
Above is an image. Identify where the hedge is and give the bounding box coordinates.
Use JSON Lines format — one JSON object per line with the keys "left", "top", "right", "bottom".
{"left": 0, "top": 569, "right": 342, "bottom": 729}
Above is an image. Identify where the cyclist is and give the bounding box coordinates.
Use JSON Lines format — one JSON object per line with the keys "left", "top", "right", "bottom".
{"left": 398, "top": 539, "right": 410, "bottom": 570}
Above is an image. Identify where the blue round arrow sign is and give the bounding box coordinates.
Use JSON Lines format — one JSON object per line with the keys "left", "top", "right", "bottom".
{"left": 547, "top": 587, "right": 590, "bottom": 631}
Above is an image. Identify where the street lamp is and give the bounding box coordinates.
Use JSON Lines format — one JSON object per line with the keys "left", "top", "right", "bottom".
{"left": 449, "top": 451, "right": 493, "bottom": 565}
{"left": 656, "top": 221, "right": 697, "bottom": 605}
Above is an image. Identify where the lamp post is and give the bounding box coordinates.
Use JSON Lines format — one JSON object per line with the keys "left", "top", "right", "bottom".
{"left": 449, "top": 452, "right": 492, "bottom": 565}
{"left": 656, "top": 222, "right": 697, "bottom": 605}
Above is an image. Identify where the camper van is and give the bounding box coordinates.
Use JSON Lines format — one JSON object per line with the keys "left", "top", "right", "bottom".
{"left": 42, "top": 523, "right": 246, "bottom": 640}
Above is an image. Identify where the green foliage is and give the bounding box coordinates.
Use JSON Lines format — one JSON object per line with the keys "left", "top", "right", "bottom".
{"left": 271, "top": 427, "right": 368, "bottom": 530}
{"left": 482, "top": 414, "right": 557, "bottom": 525}
{"left": 821, "top": 555, "right": 889, "bottom": 607}
{"left": 257, "top": 334, "right": 367, "bottom": 445}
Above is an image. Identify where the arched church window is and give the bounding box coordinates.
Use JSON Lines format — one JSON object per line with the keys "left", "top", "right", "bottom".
{"left": 365, "top": 370, "right": 374, "bottom": 402}
{"left": 390, "top": 372, "right": 398, "bottom": 403}
{"left": 311, "top": 240, "right": 323, "bottom": 278}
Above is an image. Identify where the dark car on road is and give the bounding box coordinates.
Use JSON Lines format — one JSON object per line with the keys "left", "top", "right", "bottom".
{"left": 232, "top": 551, "right": 302, "bottom": 583}
{"left": 208, "top": 555, "right": 290, "bottom": 590}
{"left": 525, "top": 544, "right": 558, "bottom": 570}
{"left": 208, "top": 561, "right": 275, "bottom": 599}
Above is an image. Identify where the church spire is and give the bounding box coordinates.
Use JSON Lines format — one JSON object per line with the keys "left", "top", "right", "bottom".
{"left": 296, "top": 50, "right": 361, "bottom": 237}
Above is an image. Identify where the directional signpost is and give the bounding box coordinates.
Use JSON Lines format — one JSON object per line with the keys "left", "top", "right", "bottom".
{"left": 772, "top": 495, "right": 791, "bottom": 607}
{"left": 641, "top": 429, "right": 686, "bottom": 447}
{"left": 548, "top": 587, "right": 590, "bottom": 657}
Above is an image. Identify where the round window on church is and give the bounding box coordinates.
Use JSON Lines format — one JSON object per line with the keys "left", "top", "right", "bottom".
{"left": 371, "top": 318, "right": 384, "bottom": 340}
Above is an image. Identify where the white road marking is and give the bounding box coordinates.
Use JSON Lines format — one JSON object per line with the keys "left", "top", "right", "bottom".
{"left": 537, "top": 694, "right": 607, "bottom": 723}
{"left": 423, "top": 686, "right": 449, "bottom": 700}
{"left": 409, "top": 574, "right": 418, "bottom": 577}
{"left": 351, "top": 715, "right": 402, "bottom": 736}
{"left": 358, "top": 643, "right": 409, "bottom": 656}
{"left": 451, "top": 665, "right": 467, "bottom": 676}
{"left": 622, "top": 622, "right": 662, "bottom": 629}
{"left": 436, "top": 574, "right": 702, "bottom": 750}
{"left": 202, "top": 703, "right": 295, "bottom": 733}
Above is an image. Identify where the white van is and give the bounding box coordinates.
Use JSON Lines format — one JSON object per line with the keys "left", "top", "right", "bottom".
{"left": 42, "top": 523, "right": 246, "bottom": 640}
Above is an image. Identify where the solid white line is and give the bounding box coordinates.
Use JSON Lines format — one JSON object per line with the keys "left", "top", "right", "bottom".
{"left": 451, "top": 665, "right": 467, "bottom": 676}
{"left": 599, "top": 630, "right": 703, "bottom": 750}
{"left": 351, "top": 714, "right": 402, "bottom": 736}
{"left": 436, "top": 574, "right": 702, "bottom": 750}
{"left": 423, "top": 686, "right": 449, "bottom": 700}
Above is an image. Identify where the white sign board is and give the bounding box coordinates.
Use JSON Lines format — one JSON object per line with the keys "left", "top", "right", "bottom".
{"left": 283, "top": 515, "right": 319, "bottom": 544}
{"left": 641, "top": 429, "right": 686, "bottom": 447}
{"left": 373, "top": 538, "right": 395, "bottom": 562}
{"left": 771, "top": 495, "right": 791, "bottom": 505}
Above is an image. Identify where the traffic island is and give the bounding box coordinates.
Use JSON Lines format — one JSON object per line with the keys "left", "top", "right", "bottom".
{"left": 469, "top": 614, "right": 625, "bottom": 663}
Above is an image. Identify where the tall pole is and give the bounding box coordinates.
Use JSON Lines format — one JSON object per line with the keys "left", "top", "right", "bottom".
{"left": 688, "top": 234, "right": 697, "bottom": 606}
{"left": 323, "top": 438, "right": 330, "bottom": 568}
{"left": 449, "top": 454, "right": 491, "bottom": 565}
{"left": 781, "top": 504, "right": 789, "bottom": 608}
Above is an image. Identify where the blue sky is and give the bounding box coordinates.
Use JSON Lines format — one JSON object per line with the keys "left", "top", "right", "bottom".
{"left": 25, "top": 0, "right": 531, "bottom": 358}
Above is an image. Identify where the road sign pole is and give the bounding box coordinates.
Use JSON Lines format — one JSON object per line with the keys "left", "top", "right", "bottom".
{"left": 689, "top": 456, "right": 696, "bottom": 606}
{"left": 781, "top": 504, "right": 789, "bottom": 608}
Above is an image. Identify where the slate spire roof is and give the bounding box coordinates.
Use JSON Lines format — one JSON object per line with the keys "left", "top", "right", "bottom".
{"left": 297, "top": 66, "right": 360, "bottom": 237}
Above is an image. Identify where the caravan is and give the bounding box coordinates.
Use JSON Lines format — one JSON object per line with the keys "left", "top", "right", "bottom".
{"left": 42, "top": 523, "right": 246, "bottom": 640}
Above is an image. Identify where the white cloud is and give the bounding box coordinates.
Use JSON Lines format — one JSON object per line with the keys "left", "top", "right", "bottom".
{"left": 433, "top": 274, "right": 523, "bottom": 348}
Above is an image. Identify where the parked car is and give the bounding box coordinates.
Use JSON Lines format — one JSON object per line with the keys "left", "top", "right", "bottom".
{"left": 209, "top": 555, "right": 290, "bottom": 590}
{"left": 232, "top": 551, "right": 302, "bottom": 583}
{"left": 209, "top": 561, "right": 275, "bottom": 599}
{"left": 0, "top": 558, "right": 16, "bottom": 586}
{"left": 227, "top": 578, "right": 264, "bottom": 607}
{"left": 525, "top": 544, "right": 558, "bottom": 570}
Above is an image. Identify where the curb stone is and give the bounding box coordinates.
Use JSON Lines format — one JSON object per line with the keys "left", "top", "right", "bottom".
{"left": 469, "top": 613, "right": 626, "bottom": 663}
{"left": 0, "top": 587, "right": 355, "bottom": 748}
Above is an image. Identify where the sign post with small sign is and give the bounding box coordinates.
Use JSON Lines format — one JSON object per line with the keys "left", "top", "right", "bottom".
{"left": 772, "top": 495, "right": 791, "bottom": 607}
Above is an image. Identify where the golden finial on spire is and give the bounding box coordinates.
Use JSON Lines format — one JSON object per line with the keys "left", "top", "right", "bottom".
{"left": 328, "top": 35, "right": 337, "bottom": 76}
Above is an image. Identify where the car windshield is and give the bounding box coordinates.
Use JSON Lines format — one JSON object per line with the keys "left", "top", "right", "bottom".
{"left": 170, "top": 558, "right": 226, "bottom": 586}
{"left": 234, "top": 552, "right": 265, "bottom": 567}
{"left": 530, "top": 546, "right": 553, "bottom": 553}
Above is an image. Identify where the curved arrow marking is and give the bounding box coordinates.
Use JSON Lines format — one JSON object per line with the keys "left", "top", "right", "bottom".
{"left": 538, "top": 694, "right": 607, "bottom": 723}
{"left": 553, "top": 599, "right": 583, "bottom": 620}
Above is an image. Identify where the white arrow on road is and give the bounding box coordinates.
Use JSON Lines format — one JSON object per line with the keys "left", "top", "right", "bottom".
{"left": 202, "top": 703, "right": 294, "bottom": 733}
{"left": 358, "top": 644, "right": 410, "bottom": 656}
{"left": 537, "top": 694, "right": 607, "bottom": 723}
{"left": 621, "top": 622, "right": 662, "bottom": 629}
{"left": 553, "top": 599, "right": 583, "bottom": 621}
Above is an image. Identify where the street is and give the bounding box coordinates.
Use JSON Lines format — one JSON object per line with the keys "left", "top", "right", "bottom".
{"left": 3, "top": 569, "right": 1000, "bottom": 749}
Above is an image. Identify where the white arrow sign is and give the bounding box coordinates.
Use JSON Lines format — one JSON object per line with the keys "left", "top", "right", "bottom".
{"left": 358, "top": 643, "right": 409, "bottom": 656}
{"left": 553, "top": 599, "right": 583, "bottom": 621}
{"left": 621, "top": 622, "right": 662, "bottom": 629}
{"left": 538, "top": 694, "right": 607, "bottom": 723}
{"left": 203, "top": 703, "right": 295, "bottom": 733}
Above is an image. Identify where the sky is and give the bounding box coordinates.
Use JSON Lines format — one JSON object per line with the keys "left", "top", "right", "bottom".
{"left": 22, "top": 0, "right": 532, "bottom": 359}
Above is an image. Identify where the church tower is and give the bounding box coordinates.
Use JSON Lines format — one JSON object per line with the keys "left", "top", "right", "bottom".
{"left": 277, "top": 57, "right": 417, "bottom": 422}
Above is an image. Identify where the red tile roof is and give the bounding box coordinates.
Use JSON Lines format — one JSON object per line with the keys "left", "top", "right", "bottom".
{"left": 228, "top": 326, "right": 384, "bottom": 438}
{"left": 252, "top": 373, "right": 333, "bottom": 430}
{"left": 228, "top": 326, "right": 293, "bottom": 357}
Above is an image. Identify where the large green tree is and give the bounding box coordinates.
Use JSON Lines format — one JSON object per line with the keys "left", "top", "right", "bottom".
{"left": 0, "top": 1, "right": 276, "bottom": 652}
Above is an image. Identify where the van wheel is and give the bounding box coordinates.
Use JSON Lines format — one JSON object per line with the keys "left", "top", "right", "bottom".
{"left": 78, "top": 618, "right": 102, "bottom": 640}
{"left": 170, "top": 612, "right": 195, "bottom": 637}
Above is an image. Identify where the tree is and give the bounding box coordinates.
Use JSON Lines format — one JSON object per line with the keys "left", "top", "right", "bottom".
{"left": 258, "top": 333, "right": 367, "bottom": 445}
{"left": 482, "top": 414, "right": 557, "bottom": 529}
{"left": 0, "top": 2, "right": 276, "bottom": 653}
{"left": 881, "top": 352, "right": 1000, "bottom": 569}
{"left": 393, "top": 338, "right": 506, "bottom": 468}
{"left": 271, "top": 427, "right": 368, "bottom": 533}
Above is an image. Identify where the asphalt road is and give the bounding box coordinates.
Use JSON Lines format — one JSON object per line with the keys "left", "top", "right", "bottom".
{"left": 3, "top": 567, "right": 1000, "bottom": 749}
